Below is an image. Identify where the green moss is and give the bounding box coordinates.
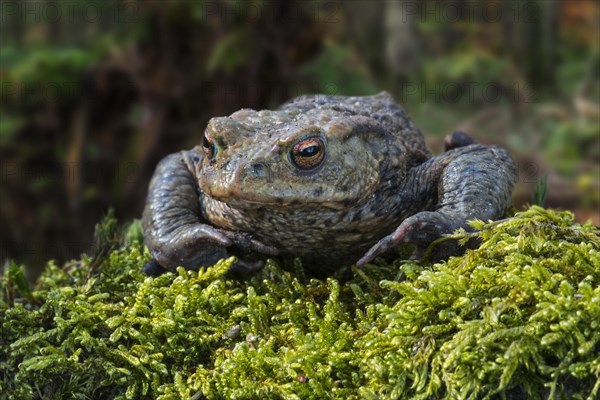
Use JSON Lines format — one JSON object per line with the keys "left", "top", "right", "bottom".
{"left": 1, "top": 206, "right": 599, "bottom": 399}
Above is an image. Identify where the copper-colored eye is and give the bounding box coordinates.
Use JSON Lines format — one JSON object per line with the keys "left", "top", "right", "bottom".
{"left": 202, "top": 128, "right": 216, "bottom": 158}
{"left": 290, "top": 137, "right": 325, "bottom": 170}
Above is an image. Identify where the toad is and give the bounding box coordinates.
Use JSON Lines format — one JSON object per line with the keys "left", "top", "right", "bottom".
{"left": 142, "top": 92, "right": 516, "bottom": 274}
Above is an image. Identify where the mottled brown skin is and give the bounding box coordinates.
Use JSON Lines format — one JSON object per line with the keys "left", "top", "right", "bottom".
{"left": 142, "top": 92, "right": 516, "bottom": 274}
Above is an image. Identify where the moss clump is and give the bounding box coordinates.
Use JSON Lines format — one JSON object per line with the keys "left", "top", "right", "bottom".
{"left": 1, "top": 206, "right": 599, "bottom": 399}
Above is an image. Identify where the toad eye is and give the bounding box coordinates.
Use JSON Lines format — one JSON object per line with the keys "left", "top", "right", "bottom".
{"left": 202, "top": 129, "right": 217, "bottom": 158}
{"left": 290, "top": 137, "right": 325, "bottom": 170}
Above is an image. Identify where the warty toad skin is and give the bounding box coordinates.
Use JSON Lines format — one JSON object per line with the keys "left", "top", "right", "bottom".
{"left": 142, "top": 92, "right": 516, "bottom": 274}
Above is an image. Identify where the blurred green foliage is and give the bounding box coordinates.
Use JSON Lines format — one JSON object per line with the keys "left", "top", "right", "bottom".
{"left": 0, "top": 0, "right": 598, "bottom": 272}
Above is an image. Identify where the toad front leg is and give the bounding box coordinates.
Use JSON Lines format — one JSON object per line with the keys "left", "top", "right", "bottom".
{"left": 356, "top": 142, "right": 517, "bottom": 266}
{"left": 142, "top": 150, "right": 277, "bottom": 275}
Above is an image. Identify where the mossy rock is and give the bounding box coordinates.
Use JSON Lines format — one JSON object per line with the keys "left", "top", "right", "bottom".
{"left": 1, "top": 206, "right": 599, "bottom": 399}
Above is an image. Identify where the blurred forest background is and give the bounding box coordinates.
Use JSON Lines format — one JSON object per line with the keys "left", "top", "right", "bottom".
{"left": 1, "top": 0, "right": 598, "bottom": 276}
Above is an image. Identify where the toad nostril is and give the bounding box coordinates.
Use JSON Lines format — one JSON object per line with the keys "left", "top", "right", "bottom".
{"left": 244, "top": 162, "right": 269, "bottom": 179}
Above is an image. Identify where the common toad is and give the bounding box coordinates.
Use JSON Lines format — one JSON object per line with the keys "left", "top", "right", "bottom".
{"left": 142, "top": 92, "right": 516, "bottom": 274}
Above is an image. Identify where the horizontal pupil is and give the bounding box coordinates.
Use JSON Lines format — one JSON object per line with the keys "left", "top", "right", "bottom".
{"left": 300, "top": 145, "right": 319, "bottom": 157}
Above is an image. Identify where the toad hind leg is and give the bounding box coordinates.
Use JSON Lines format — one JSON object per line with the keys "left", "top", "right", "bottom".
{"left": 356, "top": 143, "right": 517, "bottom": 266}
